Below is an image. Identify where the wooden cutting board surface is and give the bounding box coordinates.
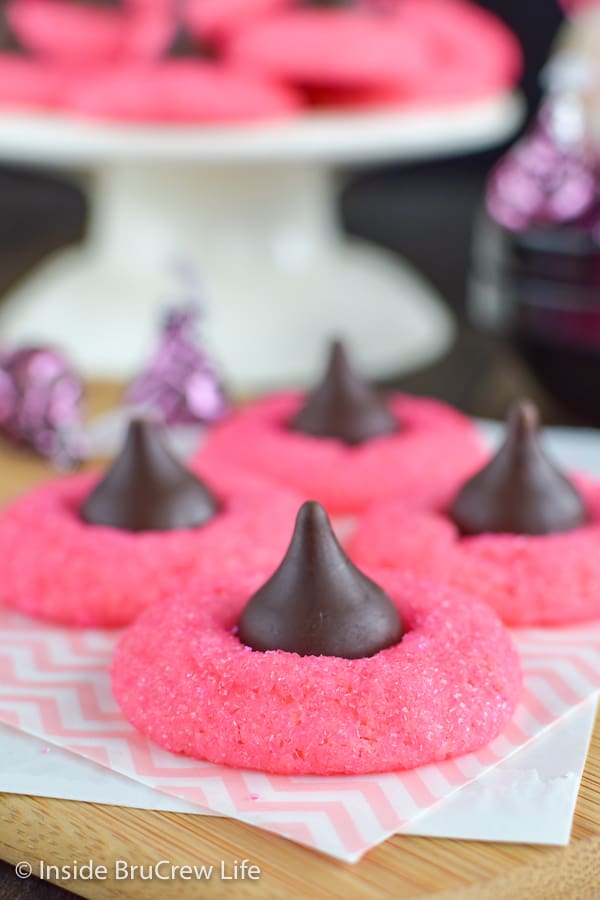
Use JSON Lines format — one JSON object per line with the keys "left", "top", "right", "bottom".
{"left": 0, "top": 384, "right": 599, "bottom": 899}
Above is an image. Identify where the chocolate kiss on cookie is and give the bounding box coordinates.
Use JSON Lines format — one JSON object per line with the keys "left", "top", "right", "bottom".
{"left": 450, "top": 400, "right": 587, "bottom": 536}
{"left": 166, "top": 21, "right": 215, "bottom": 59}
{"left": 82, "top": 419, "right": 219, "bottom": 532}
{"left": 73, "top": 1, "right": 122, "bottom": 8}
{"left": 0, "top": 8, "right": 24, "bottom": 53}
{"left": 302, "top": 1, "right": 355, "bottom": 7}
{"left": 290, "top": 341, "right": 397, "bottom": 446}
{"left": 238, "top": 500, "right": 403, "bottom": 658}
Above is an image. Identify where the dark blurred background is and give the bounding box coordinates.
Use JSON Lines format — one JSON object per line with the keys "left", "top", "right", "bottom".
{"left": 0, "top": 0, "right": 568, "bottom": 425}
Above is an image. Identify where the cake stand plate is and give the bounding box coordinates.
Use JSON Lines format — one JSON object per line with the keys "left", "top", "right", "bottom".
{"left": 0, "top": 93, "right": 522, "bottom": 389}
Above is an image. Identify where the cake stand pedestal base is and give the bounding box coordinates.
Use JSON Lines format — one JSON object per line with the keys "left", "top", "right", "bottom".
{"left": 0, "top": 162, "right": 454, "bottom": 389}
{"left": 0, "top": 96, "right": 523, "bottom": 389}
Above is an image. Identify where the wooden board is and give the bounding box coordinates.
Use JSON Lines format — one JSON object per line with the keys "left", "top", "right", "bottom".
{"left": 1, "top": 384, "right": 600, "bottom": 899}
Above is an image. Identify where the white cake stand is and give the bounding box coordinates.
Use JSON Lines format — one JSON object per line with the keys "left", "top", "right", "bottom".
{"left": 0, "top": 93, "right": 522, "bottom": 390}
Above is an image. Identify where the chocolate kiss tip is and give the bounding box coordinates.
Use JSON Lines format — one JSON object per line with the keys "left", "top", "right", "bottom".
{"left": 81, "top": 419, "right": 219, "bottom": 533}
{"left": 0, "top": 9, "right": 24, "bottom": 53}
{"left": 450, "top": 399, "right": 587, "bottom": 537}
{"left": 305, "top": 0, "right": 355, "bottom": 7}
{"left": 237, "top": 500, "right": 403, "bottom": 659}
{"left": 290, "top": 340, "right": 398, "bottom": 446}
{"left": 166, "top": 22, "right": 203, "bottom": 59}
{"left": 76, "top": 1, "right": 122, "bottom": 8}
{"left": 509, "top": 398, "right": 540, "bottom": 434}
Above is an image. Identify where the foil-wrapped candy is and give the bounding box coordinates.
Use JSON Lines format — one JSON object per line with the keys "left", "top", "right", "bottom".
{"left": 0, "top": 347, "right": 85, "bottom": 466}
{"left": 126, "top": 305, "right": 229, "bottom": 426}
{"left": 486, "top": 108, "right": 599, "bottom": 232}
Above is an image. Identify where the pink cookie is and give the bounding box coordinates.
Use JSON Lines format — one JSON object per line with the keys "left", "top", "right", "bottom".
{"left": 228, "top": 0, "right": 520, "bottom": 96}
{"left": 64, "top": 61, "right": 301, "bottom": 123}
{"left": 0, "top": 467, "right": 301, "bottom": 627}
{"left": 112, "top": 570, "right": 521, "bottom": 775}
{"left": 304, "top": 6, "right": 520, "bottom": 112}
{"left": 349, "top": 477, "right": 600, "bottom": 627}
{"left": 0, "top": 55, "right": 66, "bottom": 110}
{"left": 185, "top": 0, "right": 289, "bottom": 42}
{"left": 193, "top": 393, "right": 485, "bottom": 515}
{"left": 397, "top": 0, "right": 521, "bottom": 103}
{"left": 7, "top": 0, "right": 171, "bottom": 64}
{"left": 228, "top": 7, "right": 431, "bottom": 89}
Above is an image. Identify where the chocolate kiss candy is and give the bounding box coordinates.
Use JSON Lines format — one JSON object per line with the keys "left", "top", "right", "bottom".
{"left": 450, "top": 400, "right": 587, "bottom": 536}
{"left": 238, "top": 501, "right": 403, "bottom": 658}
{"left": 0, "top": 9, "right": 24, "bottom": 53}
{"left": 303, "top": 1, "right": 355, "bottom": 7}
{"left": 167, "top": 23, "right": 202, "bottom": 58}
{"left": 125, "top": 305, "right": 229, "bottom": 426}
{"left": 74, "top": 1, "right": 122, "bottom": 8}
{"left": 81, "top": 419, "right": 219, "bottom": 532}
{"left": 290, "top": 341, "right": 398, "bottom": 446}
{"left": 0, "top": 347, "right": 85, "bottom": 466}
{"left": 165, "top": 19, "right": 217, "bottom": 60}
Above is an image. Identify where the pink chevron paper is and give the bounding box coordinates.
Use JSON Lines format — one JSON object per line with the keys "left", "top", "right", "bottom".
{"left": 0, "top": 610, "right": 599, "bottom": 862}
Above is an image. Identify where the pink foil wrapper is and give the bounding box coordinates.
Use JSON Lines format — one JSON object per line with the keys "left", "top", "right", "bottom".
{"left": 486, "top": 110, "right": 599, "bottom": 233}
{"left": 559, "top": 0, "right": 598, "bottom": 13}
{"left": 126, "top": 305, "right": 229, "bottom": 426}
{"left": 0, "top": 347, "right": 85, "bottom": 467}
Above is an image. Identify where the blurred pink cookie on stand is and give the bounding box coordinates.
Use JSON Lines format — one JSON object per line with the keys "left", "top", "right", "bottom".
{"left": 7, "top": 0, "right": 172, "bottom": 64}
{"left": 0, "top": 6, "right": 66, "bottom": 109}
{"left": 229, "top": 0, "right": 522, "bottom": 108}
{"left": 63, "top": 16, "right": 301, "bottom": 123}
{"left": 185, "top": 0, "right": 289, "bottom": 43}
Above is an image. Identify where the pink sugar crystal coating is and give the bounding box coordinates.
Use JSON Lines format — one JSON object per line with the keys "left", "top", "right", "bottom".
{"left": 349, "top": 477, "right": 600, "bottom": 627}
{"left": 111, "top": 570, "right": 521, "bottom": 775}
{"left": 193, "top": 392, "right": 485, "bottom": 515}
{"left": 0, "top": 466, "right": 301, "bottom": 627}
